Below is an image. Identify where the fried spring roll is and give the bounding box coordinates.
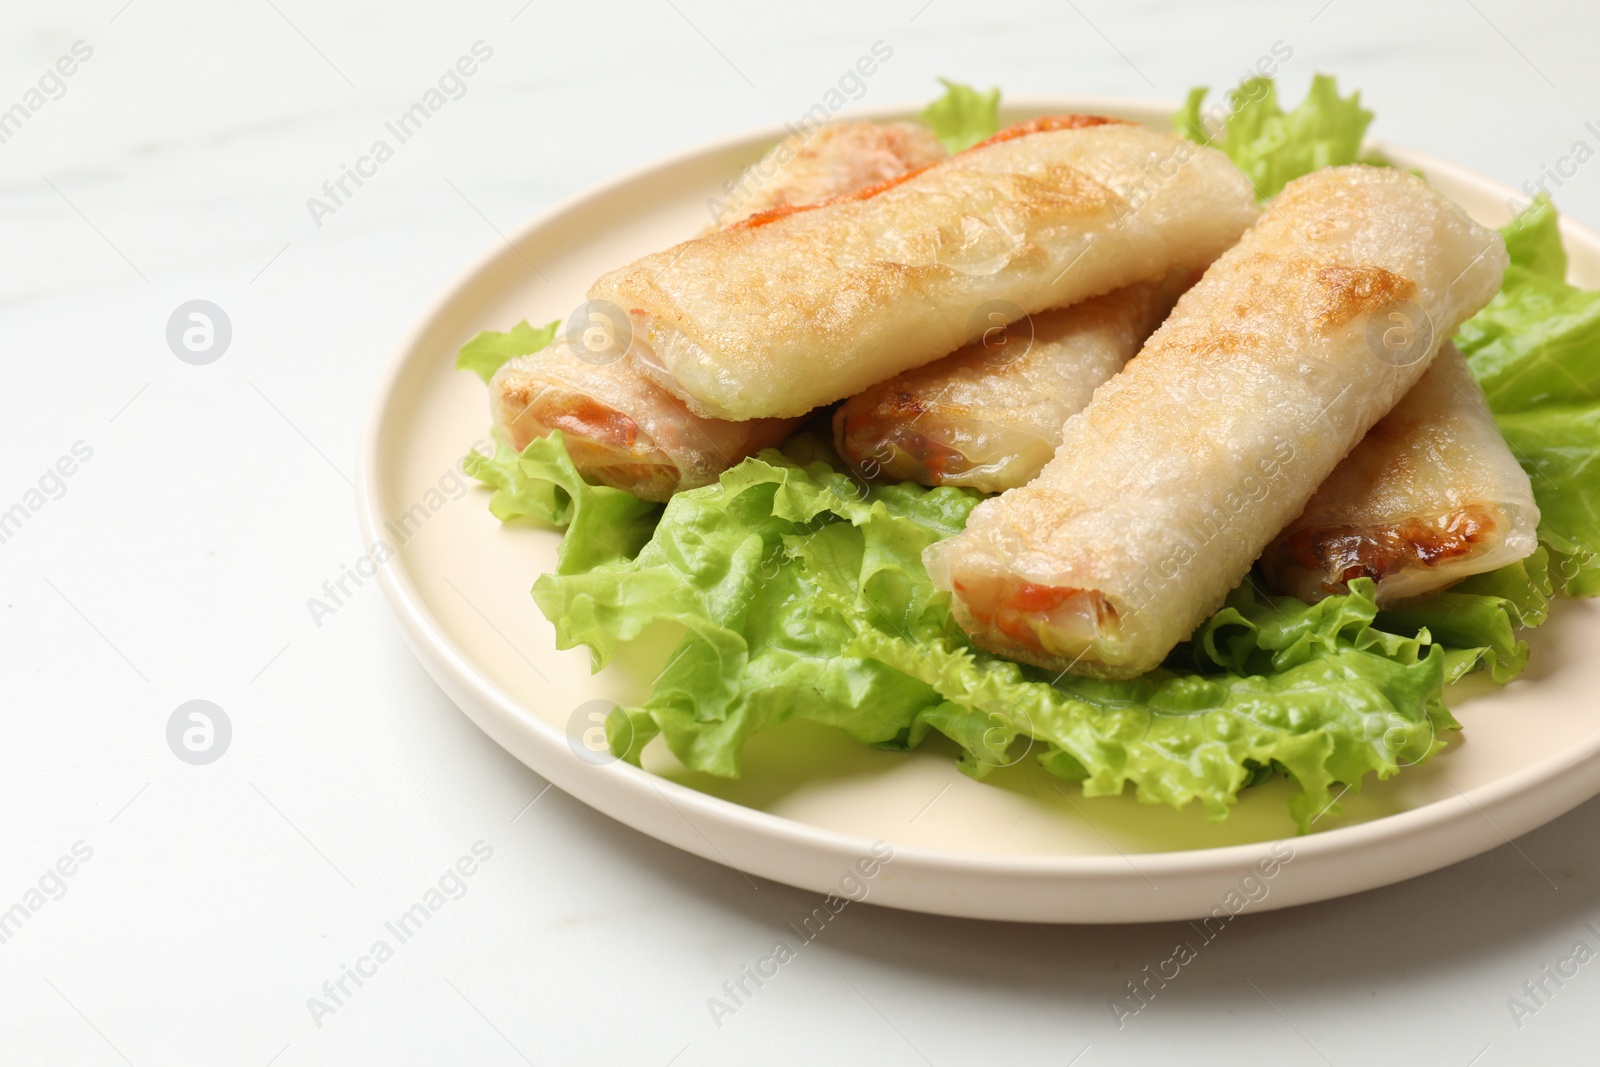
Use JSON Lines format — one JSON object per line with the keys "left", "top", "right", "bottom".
{"left": 595, "top": 118, "right": 1260, "bottom": 421}
{"left": 832, "top": 273, "right": 1191, "bottom": 492}
{"left": 712, "top": 121, "right": 946, "bottom": 228}
{"left": 1261, "top": 342, "right": 1539, "bottom": 605}
{"left": 490, "top": 346, "right": 799, "bottom": 502}
{"left": 925, "top": 166, "right": 1508, "bottom": 679}
{"left": 489, "top": 120, "right": 942, "bottom": 500}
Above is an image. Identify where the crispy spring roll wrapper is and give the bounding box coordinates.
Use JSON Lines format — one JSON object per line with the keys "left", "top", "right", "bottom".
{"left": 1261, "top": 342, "right": 1539, "bottom": 605}
{"left": 925, "top": 166, "right": 1509, "bottom": 680}
{"left": 832, "top": 272, "right": 1192, "bottom": 492}
{"left": 489, "top": 121, "right": 935, "bottom": 499}
{"left": 596, "top": 118, "right": 1260, "bottom": 421}
{"left": 712, "top": 121, "right": 947, "bottom": 228}
{"left": 490, "top": 341, "right": 800, "bottom": 502}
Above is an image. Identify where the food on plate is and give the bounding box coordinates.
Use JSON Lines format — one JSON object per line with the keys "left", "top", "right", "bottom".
{"left": 832, "top": 272, "right": 1191, "bottom": 492}
{"left": 1457, "top": 193, "right": 1600, "bottom": 597}
{"left": 1262, "top": 342, "right": 1540, "bottom": 605}
{"left": 488, "top": 345, "right": 801, "bottom": 501}
{"left": 469, "top": 119, "right": 941, "bottom": 500}
{"left": 591, "top": 118, "right": 1259, "bottom": 420}
{"left": 925, "top": 165, "right": 1508, "bottom": 680}
{"left": 1177, "top": 73, "right": 1374, "bottom": 200}
{"left": 460, "top": 77, "right": 1600, "bottom": 832}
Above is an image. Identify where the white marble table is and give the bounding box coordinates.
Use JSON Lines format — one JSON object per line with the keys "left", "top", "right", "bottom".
{"left": 3, "top": 0, "right": 1597, "bottom": 1062}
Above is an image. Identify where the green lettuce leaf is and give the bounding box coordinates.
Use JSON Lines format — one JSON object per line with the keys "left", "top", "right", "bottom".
{"left": 1457, "top": 195, "right": 1600, "bottom": 594}
{"left": 455, "top": 319, "right": 559, "bottom": 383}
{"left": 462, "top": 433, "right": 567, "bottom": 525}
{"left": 1377, "top": 550, "right": 1552, "bottom": 683}
{"left": 1176, "top": 73, "right": 1373, "bottom": 199}
{"left": 524, "top": 434, "right": 1482, "bottom": 831}
{"left": 463, "top": 430, "right": 657, "bottom": 574}
{"left": 1500, "top": 193, "right": 1568, "bottom": 280}
{"left": 1459, "top": 267, "right": 1600, "bottom": 408}
{"left": 1493, "top": 409, "right": 1600, "bottom": 596}
{"left": 919, "top": 79, "right": 1000, "bottom": 153}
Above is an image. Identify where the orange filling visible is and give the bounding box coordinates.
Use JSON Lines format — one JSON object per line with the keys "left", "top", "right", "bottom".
{"left": 918, "top": 439, "right": 975, "bottom": 480}
{"left": 541, "top": 400, "right": 678, "bottom": 498}
{"left": 731, "top": 114, "right": 1128, "bottom": 231}
{"left": 839, "top": 400, "right": 975, "bottom": 485}
{"left": 542, "top": 397, "right": 643, "bottom": 450}
{"left": 1007, "top": 582, "right": 1079, "bottom": 614}
{"left": 953, "top": 576, "right": 1117, "bottom": 654}
{"left": 967, "top": 113, "right": 1126, "bottom": 150}
{"left": 732, "top": 168, "right": 930, "bottom": 230}
{"left": 1280, "top": 506, "right": 1497, "bottom": 589}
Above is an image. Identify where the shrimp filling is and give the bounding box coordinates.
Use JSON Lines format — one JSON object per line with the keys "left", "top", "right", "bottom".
{"left": 501, "top": 388, "right": 678, "bottom": 499}
{"left": 951, "top": 574, "right": 1120, "bottom": 658}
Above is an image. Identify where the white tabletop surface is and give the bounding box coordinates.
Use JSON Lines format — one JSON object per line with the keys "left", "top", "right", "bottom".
{"left": 5, "top": 0, "right": 1599, "bottom": 1063}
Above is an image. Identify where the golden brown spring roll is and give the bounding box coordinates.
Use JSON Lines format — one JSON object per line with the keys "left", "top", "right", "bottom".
{"left": 711, "top": 121, "right": 946, "bottom": 228}
{"left": 1261, "top": 342, "right": 1539, "bottom": 604}
{"left": 489, "top": 120, "right": 943, "bottom": 501}
{"left": 925, "top": 166, "right": 1509, "bottom": 679}
{"left": 832, "top": 273, "right": 1191, "bottom": 492}
{"left": 596, "top": 117, "right": 1260, "bottom": 421}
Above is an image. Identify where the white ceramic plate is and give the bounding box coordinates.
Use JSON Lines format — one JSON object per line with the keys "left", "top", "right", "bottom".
{"left": 360, "top": 98, "right": 1600, "bottom": 923}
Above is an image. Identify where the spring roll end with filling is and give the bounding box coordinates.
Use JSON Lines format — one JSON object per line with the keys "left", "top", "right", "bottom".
{"left": 1260, "top": 342, "right": 1539, "bottom": 605}
{"left": 491, "top": 342, "right": 799, "bottom": 502}
{"left": 926, "top": 165, "right": 1509, "bottom": 679}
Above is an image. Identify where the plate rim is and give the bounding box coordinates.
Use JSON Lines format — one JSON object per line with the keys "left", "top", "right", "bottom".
{"left": 358, "top": 95, "right": 1600, "bottom": 921}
